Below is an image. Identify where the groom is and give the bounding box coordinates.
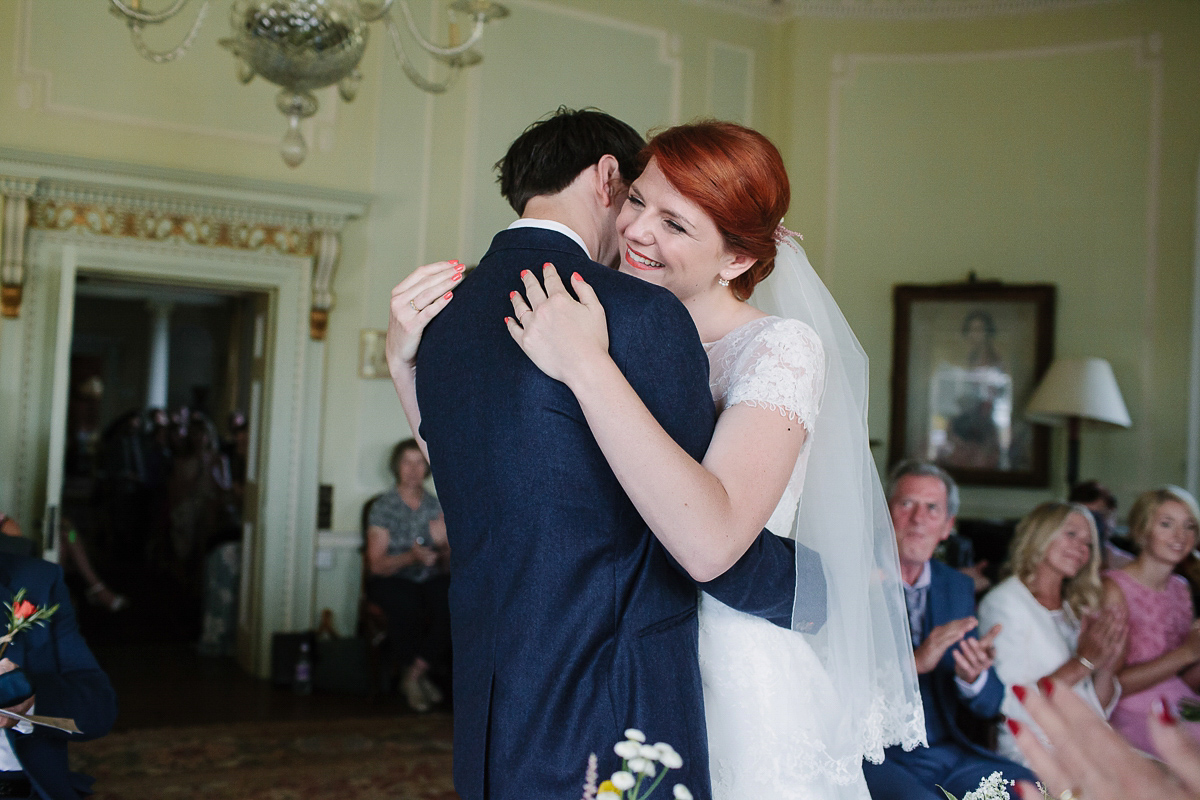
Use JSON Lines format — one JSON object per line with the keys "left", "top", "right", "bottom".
{"left": 412, "top": 108, "right": 811, "bottom": 800}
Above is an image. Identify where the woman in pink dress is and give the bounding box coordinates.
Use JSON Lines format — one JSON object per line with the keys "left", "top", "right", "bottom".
{"left": 1103, "top": 485, "right": 1200, "bottom": 756}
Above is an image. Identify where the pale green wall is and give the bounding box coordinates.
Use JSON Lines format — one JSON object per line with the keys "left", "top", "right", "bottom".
{"left": 777, "top": 1, "right": 1200, "bottom": 517}
{"left": 1, "top": 0, "right": 1197, "bottom": 636}
{"left": 0, "top": 0, "right": 779, "bottom": 634}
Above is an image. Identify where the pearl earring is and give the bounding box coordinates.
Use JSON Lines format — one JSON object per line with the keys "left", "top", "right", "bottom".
{"left": 717, "top": 278, "right": 730, "bottom": 287}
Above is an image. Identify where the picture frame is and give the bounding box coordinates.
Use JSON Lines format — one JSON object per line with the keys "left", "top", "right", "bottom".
{"left": 359, "top": 329, "right": 390, "bottom": 379}
{"left": 889, "top": 282, "right": 1056, "bottom": 488}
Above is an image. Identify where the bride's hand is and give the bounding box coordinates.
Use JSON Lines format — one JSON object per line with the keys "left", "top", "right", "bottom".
{"left": 505, "top": 263, "right": 608, "bottom": 385}
{"left": 386, "top": 260, "right": 465, "bottom": 375}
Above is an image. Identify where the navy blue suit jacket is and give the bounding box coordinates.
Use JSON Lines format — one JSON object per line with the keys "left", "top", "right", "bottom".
{"left": 0, "top": 554, "right": 116, "bottom": 799}
{"left": 415, "top": 227, "right": 804, "bottom": 800}
{"left": 916, "top": 560, "right": 1004, "bottom": 753}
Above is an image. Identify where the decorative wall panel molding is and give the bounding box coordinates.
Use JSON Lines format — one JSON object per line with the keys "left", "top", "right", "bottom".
{"left": 0, "top": 150, "right": 368, "bottom": 337}
{"left": 687, "top": 0, "right": 1124, "bottom": 20}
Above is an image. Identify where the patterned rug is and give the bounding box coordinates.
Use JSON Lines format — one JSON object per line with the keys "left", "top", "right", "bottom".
{"left": 70, "top": 714, "right": 458, "bottom": 800}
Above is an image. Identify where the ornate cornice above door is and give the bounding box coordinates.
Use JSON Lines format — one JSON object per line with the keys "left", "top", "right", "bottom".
{"left": 0, "top": 148, "right": 369, "bottom": 338}
{"left": 687, "top": 0, "right": 1124, "bottom": 21}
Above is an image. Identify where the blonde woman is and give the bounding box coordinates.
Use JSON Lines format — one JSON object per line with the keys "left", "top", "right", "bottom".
{"left": 1103, "top": 486, "right": 1200, "bottom": 756}
{"left": 978, "top": 501, "right": 1126, "bottom": 766}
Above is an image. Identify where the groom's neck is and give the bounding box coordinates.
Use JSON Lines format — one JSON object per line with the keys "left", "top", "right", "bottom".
{"left": 522, "top": 195, "right": 601, "bottom": 261}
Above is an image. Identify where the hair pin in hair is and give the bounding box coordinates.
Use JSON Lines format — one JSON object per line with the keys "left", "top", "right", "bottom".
{"left": 774, "top": 222, "right": 802, "bottom": 250}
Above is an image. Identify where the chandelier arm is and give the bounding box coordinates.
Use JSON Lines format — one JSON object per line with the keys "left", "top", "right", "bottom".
{"left": 356, "top": 0, "right": 396, "bottom": 23}
{"left": 128, "top": 0, "right": 210, "bottom": 64}
{"left": 393, "top": 1, "right": 485, "bottom": 58}
{"left": 108, "top": 0, "right": 193, "bottom": 25}
{"left": 383, "top": 15, "right": 458, "bottom": 94}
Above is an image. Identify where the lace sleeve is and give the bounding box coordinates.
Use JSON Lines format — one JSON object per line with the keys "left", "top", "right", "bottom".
{"left": 725, "top": 318, "right": 826, "bottom": 434}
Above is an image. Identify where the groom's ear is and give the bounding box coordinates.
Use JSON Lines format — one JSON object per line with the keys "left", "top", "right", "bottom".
{"left": 594, "top": 154, "right": 625, "bottom": 209}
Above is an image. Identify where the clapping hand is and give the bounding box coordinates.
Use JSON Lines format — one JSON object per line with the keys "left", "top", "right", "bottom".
{"left": 914, "top": 616, "right": 990, "bottom": 676}
{"left": 1078, "top": 604, "right": 1128, "bottom": 674}
{"left": 409, "top": 543, "right": 439, "bottom": 569}
{"left": 952, "top": 623, "right": 1001, "bottom": 684}
{"left": 505, "top": 263, "right": 608, "bottom": 385}
{"left": 0, "top": 658, "right": 33, "bottom": 730}
{"left": 386, "top": 260, "right": 465, "bottom": 376}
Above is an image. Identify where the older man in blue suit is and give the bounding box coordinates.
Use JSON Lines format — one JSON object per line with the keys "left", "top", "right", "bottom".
{"left": 0, "top": 553, "right": 116, "bottom": 799}
{"left": 863, "top": 462, "right": 1034, "bottom": 799}
{"left": 396, "top": 109, "right": 815, "bottom": 800}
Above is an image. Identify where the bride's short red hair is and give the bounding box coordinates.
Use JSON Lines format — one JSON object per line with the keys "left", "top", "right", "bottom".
{"left": 640, "top": 121, "right": 790, "bottom": 301}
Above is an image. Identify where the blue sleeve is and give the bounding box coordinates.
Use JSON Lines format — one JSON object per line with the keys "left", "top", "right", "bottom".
{"left": 617, "top": 294, "right": 799, "bottom": 629}
{"left": 26, "top": 565, "right": 117, "bottom": 742}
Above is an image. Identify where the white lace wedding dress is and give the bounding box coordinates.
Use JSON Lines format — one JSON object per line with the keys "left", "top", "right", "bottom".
{"left": 698, "top": 315, "right": 872, "bottom": 800}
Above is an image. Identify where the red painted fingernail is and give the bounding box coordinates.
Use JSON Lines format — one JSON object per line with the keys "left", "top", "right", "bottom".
{"left": 1006, "top": 718, "right": 1021, "bottom": 736}
{"left": 509, "top": 291, "right": 518, "bottom": 299}
{"left": 1155, "top": 696, "right": 1177, "bottom": 726}
{"left": 521, "top": 270, "right": 531, "bottom": 278}
{"left": 572, "top": 272, "right": 582, "bottom": 281}
{"left": 443, "top": 292, "right": 453, "bottom": 300}
{"left": 543, "top": 262, "right": 553, "bottom": 269}
{"left": 1013, "top": 784, "right": 1030, "bottom": 800}
{"left": 454, "top": 262, "right": 465, "bottom": 271}
{"left": 504, "top": 316, "right": 513, "bottom": 324}
{"left": 1012, "top": 685, "right": 1027, "bottom": 703}
{"left": 452, "top": 273, "right": 462, "bottom": 282}
{"left": 1038, "top": 678, "right": 1054, "bottom": 698}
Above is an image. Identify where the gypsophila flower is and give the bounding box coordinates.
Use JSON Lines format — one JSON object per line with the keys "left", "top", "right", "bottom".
{"left": 941, "top": 771, "right": 1025, "bottom": 800}
{"left": 624, "top": 728, "right": 646, "bottom": 743}
{"left": 638, "top": 744, "right": 660, "bottom": 761}
{"left": 657, "top": 747, "right": 682, "bottom": 770}
{"left": 673, "top": 785, "right": 693, "bottom": 800}
{"left": 615, "top": 740, "right": 641, "bottom": 759}
{"left": 611, "top": 771, "right": 636, "bottom": 791}
{"left": 628, "top": 757, "right": 656, "bottom": 777}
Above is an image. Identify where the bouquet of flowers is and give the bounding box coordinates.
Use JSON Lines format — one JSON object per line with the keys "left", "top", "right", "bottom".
{"left": 581, "top": 729, "right": 691, "bottom": 800}
{"left": 940, "top": 772, "right": 1049, "bottom": 800}
{"left": 0, "top": 589, "right": 58, "bottom": 660}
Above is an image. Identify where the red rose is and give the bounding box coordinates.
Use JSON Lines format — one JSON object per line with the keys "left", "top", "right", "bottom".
{"left": 12, "top": 600, "right": 35, "bottom": 620}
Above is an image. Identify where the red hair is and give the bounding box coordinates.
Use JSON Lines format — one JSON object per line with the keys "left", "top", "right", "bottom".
{"left": 640, "top": 121, "right": 790, "bottom": 300}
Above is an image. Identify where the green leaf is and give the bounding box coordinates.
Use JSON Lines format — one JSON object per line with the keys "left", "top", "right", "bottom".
{"left": 937, "top": 787, "right": 959, "bottom": 800}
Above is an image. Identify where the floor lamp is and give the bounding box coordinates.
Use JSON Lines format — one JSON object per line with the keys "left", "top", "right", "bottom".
{"left": 1025, "top": 357, "right": 1132, "bottom": 491}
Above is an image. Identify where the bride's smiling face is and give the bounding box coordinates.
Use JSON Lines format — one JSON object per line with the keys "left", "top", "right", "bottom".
{"left": 615, "top": 158, "right": 753, "bottom": 303}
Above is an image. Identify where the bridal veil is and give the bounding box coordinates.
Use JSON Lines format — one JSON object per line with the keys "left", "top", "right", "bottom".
{"left": 754, "top": 236, "right": 926, "bottom": 769}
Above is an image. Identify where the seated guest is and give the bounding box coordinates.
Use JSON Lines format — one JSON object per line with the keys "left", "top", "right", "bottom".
{"left": 1070, "top": 479, "right": 1134, "bottom": 569}
{"left": 979, "top": 501, "right": 1126, "bottom": 767}
{"left": 365, "top": 439, "right": 451, "bottom": 713}
{"left": 1103, "top": 486, "right": 1200, "bottom": 756}
{"left": 863, "top": 461, "right": 1035, "bottom": 800}
{"left": 0, "top": 551, "right": 117, "bottom": 799}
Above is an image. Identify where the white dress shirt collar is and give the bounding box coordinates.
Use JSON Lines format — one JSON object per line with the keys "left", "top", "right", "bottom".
{"left": 909, "top": 560, "right": 933, "bottom": 589}
{"left": 507, "top": 218, "right": 592, "bottom": 261}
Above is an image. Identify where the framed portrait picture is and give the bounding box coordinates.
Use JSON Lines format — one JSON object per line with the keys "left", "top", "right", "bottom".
{"left": 889, "top": 282, "right": 1056, "bottom": 487}
{"left": 359, "top": 329, "right": 390, "bottom": 379}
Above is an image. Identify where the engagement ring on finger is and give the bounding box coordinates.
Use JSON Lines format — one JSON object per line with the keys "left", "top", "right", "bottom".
{"left": 410, "top": 299, "right": 421, "bottom": 313}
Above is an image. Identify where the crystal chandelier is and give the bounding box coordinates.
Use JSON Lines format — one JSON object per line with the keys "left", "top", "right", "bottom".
{"left": 109, "top": 0, "right": 508, "bottom": 166}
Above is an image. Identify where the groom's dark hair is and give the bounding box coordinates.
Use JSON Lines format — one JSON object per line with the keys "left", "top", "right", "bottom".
{"left": 496, "top": 107, "right": 645, "bottom": 216}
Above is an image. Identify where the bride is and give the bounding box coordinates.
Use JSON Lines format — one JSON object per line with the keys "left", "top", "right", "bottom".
{"left": 390, "top": 121, "right": 923, "bottom": 798}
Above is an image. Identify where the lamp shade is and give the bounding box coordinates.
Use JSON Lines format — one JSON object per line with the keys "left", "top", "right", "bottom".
{"left": 1026, "top": 357, "right": 1132, "bottom": 428}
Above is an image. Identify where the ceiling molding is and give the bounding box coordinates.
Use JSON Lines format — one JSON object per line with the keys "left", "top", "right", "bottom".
{"left": 688, "top": 0, "right": 1126, "bottom": 21}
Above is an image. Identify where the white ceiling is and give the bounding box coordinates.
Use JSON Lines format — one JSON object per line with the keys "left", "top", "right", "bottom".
{"left": 691, "top": 0, "right": 1124, "bottom": 21}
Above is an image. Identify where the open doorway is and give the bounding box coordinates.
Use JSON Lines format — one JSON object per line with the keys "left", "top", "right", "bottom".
{"left": 55, "top": 275, "right": 265, "bottom": 651}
